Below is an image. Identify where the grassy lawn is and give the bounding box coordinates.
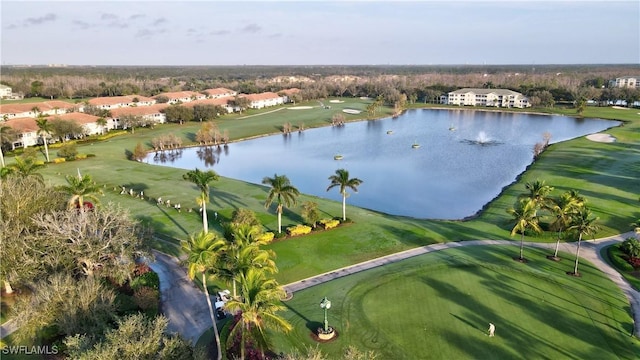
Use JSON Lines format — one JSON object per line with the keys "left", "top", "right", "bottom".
{"left": 270, "top": 246, "right": 640, "bottom": 359}
{"left": 6, "top": 99, "right": 638, "bottom": 285}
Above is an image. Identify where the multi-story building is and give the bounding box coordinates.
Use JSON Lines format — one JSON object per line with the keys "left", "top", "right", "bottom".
{"left": 446, "top": 88, "right": 531, "bottom": 108}
{"left": 610, "top": 76, "right": 640, "bottom": 88}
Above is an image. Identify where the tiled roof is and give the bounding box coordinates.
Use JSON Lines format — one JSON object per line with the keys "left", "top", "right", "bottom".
{"left": 203, "top": 88, "right": 236, "bottom": 96}
{"left": 109, "top": 104, "right": 169, "bottom": 117}
{"left": 450, "top": 88, "right": 522, "bottom": 96}
{"left": 0, "top": 100, "right": 77, "bottom": 114}
{"left": 153, "top": 91, "right": 204, "bottom": 99}
{"left": 4, "top": 117, "right": 38, "bottom": 133}
{"left": 88, "top": 95, "right": 155, "bottom": 106}
{"left": 241, "top": 92, "right": 281, "bottom": 102}
{"left": 183, "top": 97, "right": 232, "bottom": 108}
{"left": 46, "top": 112, "right": 101, "bottom": 125}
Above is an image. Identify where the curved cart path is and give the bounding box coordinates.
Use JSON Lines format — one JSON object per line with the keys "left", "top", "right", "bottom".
{"left": 2, "top": 233, "right": 638, "bottom": 343}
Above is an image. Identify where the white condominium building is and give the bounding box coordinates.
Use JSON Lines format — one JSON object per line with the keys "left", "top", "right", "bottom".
{"left": 446, "top": 88, "right": 531, "bottom": 108}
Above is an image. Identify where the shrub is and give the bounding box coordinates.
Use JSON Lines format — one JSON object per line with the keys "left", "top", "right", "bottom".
{"left": 319, "top": 219, "right": 340, "bottom": 230}
{"left": 131, "top": 270, "right": 159, "bottom": 290}
{"left": 57, "top": 143, "right": 78, "bottom": 160}
{"left": 287, "top": 224, "right": 312, "bottom": 236}
{"left": 255, "top": 232, "right": 275, "bottom": 243}
{"left": 86, "top": 153, "right": 96, "bottom": 158}
{"left": 609, "top": 245, "right": 634, "bottom": 272}
{"left": 231, "top": 208, "right": 261, "bottom": 227}
{"left": 620, "top": 238, "right": 640, "bottom": 258}
{"left": 52, "top": 157, "right": 66, "bottom": 164}
{"left": 115, "top": 293, "right": 139, "bottom": 316}
{"left": 133, "top": 286, "right": 159, "bottom": 313}
{"left": 75, "top": 153, "right": 87, "bottom": 160}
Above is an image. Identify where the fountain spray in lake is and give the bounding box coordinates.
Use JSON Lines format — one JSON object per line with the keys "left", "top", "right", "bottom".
{"left": 463, "top": 131, "right": 500, "bottom": 146}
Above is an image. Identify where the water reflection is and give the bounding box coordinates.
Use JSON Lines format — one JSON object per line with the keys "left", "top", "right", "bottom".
{"left": 145, "top": 109, "right": 619, "bottom": 219}
{"left": 152, "top": 149, "right": 183, "bottom": 164}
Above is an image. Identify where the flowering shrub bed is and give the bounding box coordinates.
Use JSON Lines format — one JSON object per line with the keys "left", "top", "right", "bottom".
{"left": 319, "top": 219, "right": 340, "bottom": 230}
{"left": 287, "top": 224, "right": 312, "bottom": 236}
{"left": 52, "top": 157, "right": 66, "bottom": 163}
{"left": 255, "top": 232, "right": 275, "bottom": 243}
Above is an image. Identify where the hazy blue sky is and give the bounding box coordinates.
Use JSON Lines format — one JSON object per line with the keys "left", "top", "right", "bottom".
{"left": 2, "top": 1, "right": 639, "bottom": 65}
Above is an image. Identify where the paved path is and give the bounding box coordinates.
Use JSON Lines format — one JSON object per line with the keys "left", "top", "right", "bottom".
{"left": 2, "top": 233, "right": 638, "bottom": 342}
{"left": 148, "top": 251, "right": 221, "bottom": 344}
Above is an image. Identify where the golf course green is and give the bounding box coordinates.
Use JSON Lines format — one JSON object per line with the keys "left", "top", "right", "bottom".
{"left": 272, "top": 246, "right": 639, "bottom": 359}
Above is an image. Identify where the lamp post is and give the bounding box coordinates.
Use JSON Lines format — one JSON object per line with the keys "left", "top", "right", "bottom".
{"left": 320, "top": 296, "right": 331, "bottom": 333}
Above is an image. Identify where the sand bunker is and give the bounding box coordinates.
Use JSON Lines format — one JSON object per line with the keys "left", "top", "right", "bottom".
{"left": 329, "top": 100, "right": 344, "bottom": 103}
{"left": 586, "top": 134, "right": 616, "bottom": 143}
{"left": 342, "top": 109, "right": 361, "bottom": 114}
{"left": 288, "top": 106, "right": 313, "bottom": 110}
{"left": 611, "top": 106, "right": 629, "bottom": 110}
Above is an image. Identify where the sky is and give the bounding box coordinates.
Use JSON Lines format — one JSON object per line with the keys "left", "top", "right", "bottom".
{"left": 1, "top": 0, "right": 639, "bottom": 66}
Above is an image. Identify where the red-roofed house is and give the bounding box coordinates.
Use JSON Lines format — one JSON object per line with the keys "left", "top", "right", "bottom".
{"left": 47, "top": 112, "right": 103, "bottom": 137}
{"left": 240, "top": 92, "right": 284, "bottom": 109}
{"left": 154, "top": 91, "right": 206, "bottom": 104}
{"left": 203, "top": 88, "right": 237, "bottom": 99}
{"left": 109, "top": 103, "right": 170, "bottom": 128}
{"left": 88, "top": 95, "right": 156, "bottom": 110}
{"left": 184, "top": 97, "right": 234, "bottom": 113}
{"left": 3, "top": 117, "right": 39, "bottom": 148}
{"left": 0, "top": 101, "right": 78, "bottom": 120}
{"left": 279, "top": 88, "right": 301, "bottom": 103}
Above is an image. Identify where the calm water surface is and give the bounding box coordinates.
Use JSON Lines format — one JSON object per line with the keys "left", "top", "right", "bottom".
{"left": 145, "top": 109, "right": 619, "bottom": 219}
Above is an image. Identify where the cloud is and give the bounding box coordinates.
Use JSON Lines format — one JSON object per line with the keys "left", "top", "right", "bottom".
{"left": 135, "top": 28, "right": 167, "bottom": 38}
{"left": 240, "top": 23, "right": 261, "bottom": 34}
{"left": 152, "top": 17, "right": 168, "bottom": 26}
{"left": 72, "top": 20, "right": 93, "bottom": 30}
{"left": 210, "top": 30, "right": 230, "bottom": 36}
{"left": 107, "top": 21, "right": 129, "bottom": 29}
{"left": 101, "top": 13, "right": 118, "bottom": 20}
{"left": 129, "top": 14, "right": 145, "bottom": 20}
{"left": 4, "top": 24, "right": 18, "bottom": 30}
{"left": 268, "top": 33, "right": 282, "bottom": 39}
{"left": 24, "top": 13, "right": 57, "bottom": 26}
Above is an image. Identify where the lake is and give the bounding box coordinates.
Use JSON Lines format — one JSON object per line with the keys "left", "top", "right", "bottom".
{"left": 145, "top": 109, "right": 619, "bottom": 219}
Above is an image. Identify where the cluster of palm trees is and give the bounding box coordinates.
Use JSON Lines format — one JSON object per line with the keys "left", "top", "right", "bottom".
{"left": 508, "top": 180, "right": 600, "bottom": 275}
{"left": 180, "top": 168, "right": 363, "bottom": 359}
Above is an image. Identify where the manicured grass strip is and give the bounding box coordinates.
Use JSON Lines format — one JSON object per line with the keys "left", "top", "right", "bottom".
{"left": 272, "top": 246, "right": 640, "bottom": 359}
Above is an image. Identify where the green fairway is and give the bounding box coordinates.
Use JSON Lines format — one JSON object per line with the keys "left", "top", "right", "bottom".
{"left": 272, "top": 246, "right": 640, "bottom": 359}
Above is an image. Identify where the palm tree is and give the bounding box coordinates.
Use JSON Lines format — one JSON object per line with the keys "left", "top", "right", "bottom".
{"left": 59, "top": 173, "right": 102, "bottom": 210}
{"left": 222, "top": 224, "right": 277, "bottom": 298}
{"left": 35, "top": 116, "right": 52, "bottom": 162}
{"left": 262, "top": 174, "right": 300, "bottom": 234}
{"left": 568, "top": 207, "right": 600, "bottom": 275}
{"left": 549, "top": 190, "right": 585, "bottom": 259}
{"left": 518, "top": 179, "right": 554, "bottom": 214}
{"left": 96, "top": 117, "right": 108, "bottom": 135}
{"left": 0, "top": 125, "right": 17, "bottom": 168}
{"left": 181, "top": 231, "right": 226, "bottom": 360}
{"left": 507, "top": 199, "right": 542, "bottom": 261}
{"left": 183, "top": 168, "right": 219, "bottom": 233}
{"left": 7, "top": 156, "right": 45, "bottom": 184}
{"left": 224, "top": 268, "right": 292, "bottom": 360}
{"left": 327, "top": 169, "right": 363, "bottom": 221}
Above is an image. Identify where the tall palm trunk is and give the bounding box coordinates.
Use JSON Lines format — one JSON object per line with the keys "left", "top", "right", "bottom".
{"left": 0, "top": 148, "right": 4, "bottom": 167}
{"left": 573, "top": 234, "right": 583, "bottom": 274}
{"left": 342, "top": 191, "right": 347, "bottom": 221}
{"left": 203, "top": 272, "right": 222, "bottom": 360}
{"left": 42, "top": 136, "right": 50, "bottom": 162}
{"left": 277, "top": 204, "right": 283, "bottom": 233}
{"left": 202, "top": 194, "right": 209, "bottom": 233}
